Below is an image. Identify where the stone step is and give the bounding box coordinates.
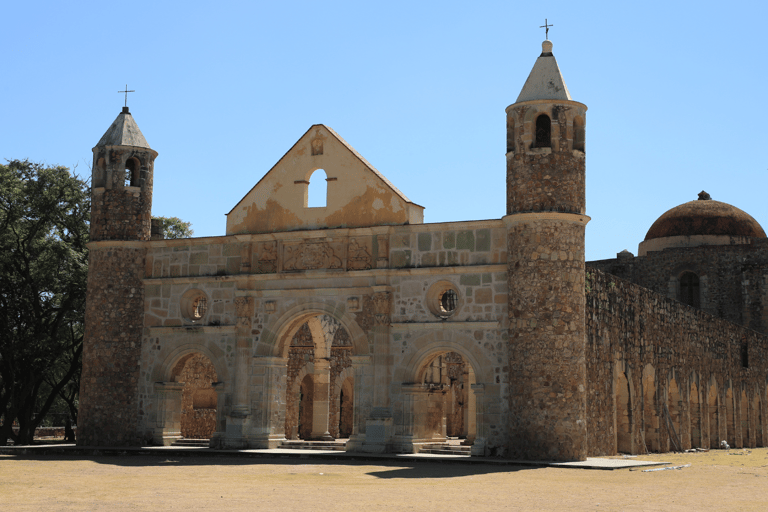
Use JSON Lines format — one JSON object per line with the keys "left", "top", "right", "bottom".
{"left": 279, "top": 440, "right": 347, "bottom": 451}
{"left": 418, "top": 444, "right": 471, "bottom": 455}
{"left": 171, "top": 439, "right": 210, "bottom": 447}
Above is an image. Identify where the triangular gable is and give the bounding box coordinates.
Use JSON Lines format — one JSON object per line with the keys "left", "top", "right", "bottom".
{"left": 226, "top": 124, "right": 423, "bottom": 235}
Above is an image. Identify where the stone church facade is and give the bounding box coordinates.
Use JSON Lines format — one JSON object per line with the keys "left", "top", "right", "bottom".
{"left": 77, "top": 40, "right": 768, "bottom": 461}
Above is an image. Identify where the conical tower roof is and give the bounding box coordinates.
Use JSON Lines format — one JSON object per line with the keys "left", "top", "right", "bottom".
{"left": 516, "top": 40, "right": 572, "bottom": 103}
{"left": 95, "top": 107, "right": 152, "bottom": 149}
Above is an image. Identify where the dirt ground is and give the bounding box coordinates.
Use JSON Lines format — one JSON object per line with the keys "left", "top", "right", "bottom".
{"left": 1, "top": 449, "right": 767, "bottom": 511}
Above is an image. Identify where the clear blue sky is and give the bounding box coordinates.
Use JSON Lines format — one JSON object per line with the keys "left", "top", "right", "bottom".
{"left": 3, "top": 0, "right": 766, "bottom": 261}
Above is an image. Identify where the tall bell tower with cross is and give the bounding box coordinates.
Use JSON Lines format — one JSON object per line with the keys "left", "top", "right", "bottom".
{"left": 78, "top": 90, "right": 158, "bottom": 446}
{"left": 504, "top": 30, "right": 590, "bottom": 461}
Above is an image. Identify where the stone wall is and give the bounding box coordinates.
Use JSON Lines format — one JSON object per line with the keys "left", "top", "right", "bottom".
{"left": 586, "top": 268, "right": 768, "bottom": 455}
{"left": 588, "top": 239, "right": 768, "bottom": 335}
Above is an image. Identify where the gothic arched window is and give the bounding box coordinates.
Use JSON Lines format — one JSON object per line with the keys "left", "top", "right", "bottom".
{"left": 125, "top": 157, "right": 140, "bottom": 187}
{"left": 679, "top": 271, "right": 700, "bottom": 308}
{"left": 573, "top": 116, "right": 585, "bottom": 152}
{"left": 534, "top": 114, "right": 551, "bottom": 148}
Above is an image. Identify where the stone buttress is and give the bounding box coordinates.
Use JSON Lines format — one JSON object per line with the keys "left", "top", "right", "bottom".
{"left": 78, "top": 107, "right": 156, "bottom": 446}
{"left": 505, "top": 40, "right": 590, "bottom": 461}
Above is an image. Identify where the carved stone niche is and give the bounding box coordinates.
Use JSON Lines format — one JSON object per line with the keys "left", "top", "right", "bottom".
{"left": 282, "top": 240, "right": 344, "bottom": 272}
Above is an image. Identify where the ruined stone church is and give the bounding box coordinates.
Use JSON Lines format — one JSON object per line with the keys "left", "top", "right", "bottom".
{"left": 78, "top": 40, "right": 768, "bottom": 461}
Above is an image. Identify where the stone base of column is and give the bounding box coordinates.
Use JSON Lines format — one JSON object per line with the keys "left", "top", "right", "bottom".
{"left": 309, "top": 432, "right": 335, "bottom": 441}
{"left": 246, "top": 433, "right": 285, "bottom": 449}
{"left": 345, "top": 433, "right": 365, "bottom": 452}
{"left": 152, "top": 428, "right": 181, "bottom": 446}
{"left": 470, "top": 438, "right": 486, "bottom": 456}
{"left": 361, "top": 414, "right": 393, "bottom": 453}
{"left": 390, "top": 434, "right": 416, "bottom": 454}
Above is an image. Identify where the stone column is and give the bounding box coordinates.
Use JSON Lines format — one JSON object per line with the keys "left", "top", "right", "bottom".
{"left": 223, "top": 296, "right": 254, "bottom": 448}
{"left": 470, "top": 384, "right": 486, "bottom": 456}
{"left": 346, "top": 355, "right": 372, "bottom": 451}
{"left": 393, "top": 384, "right": 421, "bottom": 453}
{"left": 309, "top": 358, "right": 333, "bottom": 440}
{"left": 248, "top": 356, "right": 288, "bottom": 448}
{"left": 152, "top": 382, "right": 184, "bottom": 446}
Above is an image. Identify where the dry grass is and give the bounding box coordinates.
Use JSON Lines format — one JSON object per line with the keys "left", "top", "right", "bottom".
{"left": 1, "top": 449, "right": 767, "bottom": 511}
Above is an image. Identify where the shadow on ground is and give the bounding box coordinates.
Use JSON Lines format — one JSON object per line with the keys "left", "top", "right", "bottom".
{"left": 0, "top": 452, "right": 532, "bottom": 478}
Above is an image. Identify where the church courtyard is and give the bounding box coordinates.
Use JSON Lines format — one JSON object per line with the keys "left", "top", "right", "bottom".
{"left": 1, "top": 450, "right": 766, "bottom": 511}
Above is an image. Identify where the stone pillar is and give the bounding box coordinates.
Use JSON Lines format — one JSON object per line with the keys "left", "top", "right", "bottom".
{"left": 310, "top": 358, "right": 333, "bottom": 440}
{"left": 221, "top": 296, "right": 254, "bottom": 448}
{"left": 248, "top": 356, "right": 288, "bottom": 448}
{"left": 393, "top": 384, "right": 421, "bottom": 453}
{"left": 153, "top": 382, "right": 184, "bottom": 446}
{"left": 471, "top": 384, "right": 486, "bottom": 456}
{"left": 346, "top": 355, "right": 371, "bottom": 452}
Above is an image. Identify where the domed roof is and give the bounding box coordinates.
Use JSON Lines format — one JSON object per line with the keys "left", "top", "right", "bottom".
{"left": 644, "top": 192, "right": 766, "bottom": 241}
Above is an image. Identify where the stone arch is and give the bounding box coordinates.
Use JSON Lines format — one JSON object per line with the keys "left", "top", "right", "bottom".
{"left": 708, "top": 376, "right": 719, "bottom": 449}
{"left": 615, "top": 363, "right": 632, "bottom": 454}
{"left": 726, "top": 381, "right": 736, "bottom": 447}
{"left": 533, "top": 113, "right": 551, "bottom": 148}
{"left": 642, "top": 364, "right": 659, "bottom": 452}
{"left": 741, "top": 386, "right": 750, "bottom": 447}
{"left": 690, "top": 374, "right": 702, "bottom": 448}
{"left": 332, "top": 367, "right": 354, "bottom": 439}
{"left": 260, "top": 301, "right": 369, "bottom": 359}
{"left": 125, "top": 156, "right": 141, "bottom": 187}
{"left": 573, "top": 116, "right": 585, "bottom": 152}
{"left": 399, "top": 339, "right": 492, "bottom": 386}
{"left": 285, "top": 362, "right": 314, "bottom": 439}
{"left": 667, "top": 373, "right": 683, "bottom": 451}
{"left": 153, "top": 343, "right": 230, "bottom": 385}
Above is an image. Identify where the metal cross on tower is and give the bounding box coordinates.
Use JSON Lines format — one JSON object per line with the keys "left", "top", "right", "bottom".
{"left": 118, "top": 85, "right": 135, "bottom": 107}
{"left": 540, "top": 19, "right": 553, "bottom": 40}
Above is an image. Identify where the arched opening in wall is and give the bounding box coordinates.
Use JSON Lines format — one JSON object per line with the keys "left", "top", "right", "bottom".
{"left": 298, "top": 374, "right": 314, "bottom": 440}
{"left": 284, "top": 314, "right": 353, "bottom": 441}
{"left": 679, "top": 271, "right": 700, "bottom": 308}
{"left": 667, "top": 378, "right": 682, "bottom": 451}
{"left": 94, "top": 157, "right": 106, "bottom": 187}
{"left": 642, "top": 364, "right": 659, "bottom": 452}
{"left": 573, "top": 116, "right": 585, "bottom": 152}
{"left": 708, "top": 381, "right": 719, "bottom": 449}
{"left": 690, "top": 379, "right": 701, "bottom": 448}
{"left": 338, "top": 377, "right": 354, "bottom": 439}
{"left": 125, "top": 157, "right": 140, "bottom": 187}
{"left": 754, "top": 393, "right": 763, "bottom": 447}
{"left": 616, "top": 369, "right": 632, "bottom": 454}
{"left": 412, "top": 351, "right": 477, "bottom": 448}
{"left": 726, "top": 384, "right": 736, "bottom": 447}
{"left": 506, "top": 116, "right": 516, "bottom": 153}
{"left": 741, "top": 388, "right": 750, "bottom": 447}
{"left": 307, "top": 169, "right": 328, "bottom": 208}
{"left": 169, "top": 353, "right": 219, "bottom": 441}
{"left": 533, "top": 114, "right": 551, "bottom": 148}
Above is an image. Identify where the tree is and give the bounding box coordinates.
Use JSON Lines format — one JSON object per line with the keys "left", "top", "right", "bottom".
{"left": 0, "top": 160, "right": 89, "bottom": 445}
{"left": 153, "top": 216, "right": 194, "bottom": 239}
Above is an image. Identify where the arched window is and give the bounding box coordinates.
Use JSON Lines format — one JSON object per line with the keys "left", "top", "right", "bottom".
{"left": 534, "top": 114, "right": 551, "bottom": 148}
{"left": 506, "top": 116, "right": 516, "bottom": 153}
{"left": 679, "top": 271, "right": 700, "bottom": 308}
{"left": 573, "top": 116, "right": 585, "bottom": 152}
{"left": 94, "top": 157, "right": 106, "bottom": 187}
{"left": 307, "top": 168, "right": 327, "bottom": 208}
{"left": 125, "top": 157, "right": 140, "bottom": 187}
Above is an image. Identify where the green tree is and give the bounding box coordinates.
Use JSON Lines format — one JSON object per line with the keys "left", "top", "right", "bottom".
{"left": 153, "top": 216, "right": 194, "bottom": 239}
{"left": 0, "top": 160, "right": 89, "bottom": 445}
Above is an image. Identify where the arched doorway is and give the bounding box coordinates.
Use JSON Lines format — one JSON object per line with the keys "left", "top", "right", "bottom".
{"left": 708, "top": 379, "right": 719, "bottom": 449}
{"left": 411, "top": 351, "right": 477, "bottom": 445}
{"left": 284, "top": 315, "right": 354, "bottom": 441}
{"left": 690, "top": 378, "right": 701, "bottom": 448}
{"left": 172, "top": 353, "right": 219, "bottom": 441}
{"left": 726, "top": 384, "right": 736, "bottom": 447}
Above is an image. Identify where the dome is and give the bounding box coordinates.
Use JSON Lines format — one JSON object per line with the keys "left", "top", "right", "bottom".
{"left": 644, "top": 192, "right": 766, "bottom": 241}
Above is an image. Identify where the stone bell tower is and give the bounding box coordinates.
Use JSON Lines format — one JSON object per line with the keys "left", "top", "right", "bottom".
{"left": 505, "top": 39, "right": 590, "bottom": 461}
{"left": 78, "top": 107, "right": 157, "bottom": 446}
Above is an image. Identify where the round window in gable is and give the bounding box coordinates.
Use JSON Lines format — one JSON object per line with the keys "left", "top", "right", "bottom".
{"left": 181, "top": 289, "right": 209, "bottom": 323}
{"left": 426, "top": 281, "right": 461, "bottom": 319}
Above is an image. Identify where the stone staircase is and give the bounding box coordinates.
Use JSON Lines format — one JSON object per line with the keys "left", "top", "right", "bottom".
{"left": 278, "top": 440, "right": 348, "bottom": 451}
{"left": 417, "top": 443, "right": 472, "bottom": 456}
{"left": 171, "top": 438, "right": 210, "bottom": 448}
